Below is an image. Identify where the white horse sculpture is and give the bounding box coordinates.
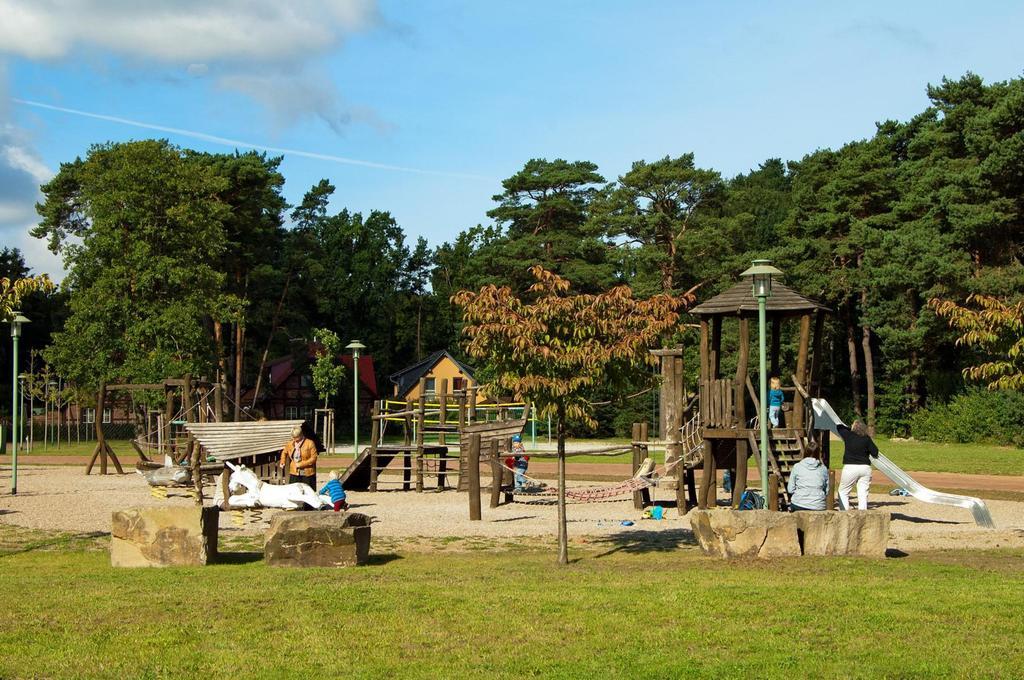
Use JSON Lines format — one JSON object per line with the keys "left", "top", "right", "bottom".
{"left": 223, "top": 462, "right": 328, "bottom": 510}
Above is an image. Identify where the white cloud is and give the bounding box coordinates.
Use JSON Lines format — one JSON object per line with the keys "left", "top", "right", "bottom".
{"left": 0, "top": 0, "right": 380, "bottom": 63}
{"left": 0, "top": 0, "right": 389, "bottom": 137}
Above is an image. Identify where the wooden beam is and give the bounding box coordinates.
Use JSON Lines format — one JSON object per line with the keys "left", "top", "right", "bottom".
{"left": 468, "top": 433, "right": 482, "bottom": 520}
{"left": 793, "top": 313, "right": 812, "bottom": 424}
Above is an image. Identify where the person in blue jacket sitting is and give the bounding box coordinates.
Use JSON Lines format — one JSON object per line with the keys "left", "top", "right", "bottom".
{"left": 787, "top": 440, "right": 828, "bottom": 511}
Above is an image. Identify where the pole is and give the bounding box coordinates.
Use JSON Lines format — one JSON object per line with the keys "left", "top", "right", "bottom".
{"left": 352, "top": 349, "right": 360, "bottom": 458}
{"left": 11, "top": 329, "right": 19, "bottom": 495}
{"left": 758, "top": 294, "right": 769, "bottom": 502}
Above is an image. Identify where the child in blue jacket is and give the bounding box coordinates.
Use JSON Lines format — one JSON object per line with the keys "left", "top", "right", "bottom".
{"left": 319, "top": 470, "right": 349, "bottom": 511}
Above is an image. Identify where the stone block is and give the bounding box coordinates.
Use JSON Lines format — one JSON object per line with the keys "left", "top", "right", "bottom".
{"left": 264, "top": 512, "right": 371, "bottom": 567}
{"left": 795, "top": 511, "right": 890, "bottom": 557}
{"left": 689, "top": 509, "right": 890, "bottom": 558}
{"left": 111, "top": 506, "right": 219, "bottom": 567}
{"left": 690, "top": 509, "right": 800, "bottom": 558}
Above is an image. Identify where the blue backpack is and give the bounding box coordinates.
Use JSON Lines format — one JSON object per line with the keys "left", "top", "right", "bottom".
{"left": 738, "top": 490, "right": 765, "bottom": 511}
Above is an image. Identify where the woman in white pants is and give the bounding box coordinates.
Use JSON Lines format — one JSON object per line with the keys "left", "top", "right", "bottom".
{"left": 836, "top": 420, "right": 879, "bottom": 510}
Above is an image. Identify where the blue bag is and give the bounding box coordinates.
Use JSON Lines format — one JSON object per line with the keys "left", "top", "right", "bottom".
{"left": 738, "top": 489, "right": 764, "bottom": 511}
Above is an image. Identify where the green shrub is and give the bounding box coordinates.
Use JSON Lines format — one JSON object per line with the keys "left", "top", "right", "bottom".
{"left": 911, "top": 389, "right": 1024, "bottom": 447}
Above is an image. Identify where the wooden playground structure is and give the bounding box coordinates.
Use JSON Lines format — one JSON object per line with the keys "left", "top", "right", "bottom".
{"left": 689, "top": 280, "right": 833, "bottom": 511}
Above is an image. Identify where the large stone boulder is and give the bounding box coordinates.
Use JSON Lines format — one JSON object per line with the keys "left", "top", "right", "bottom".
{"left": 690, "top": 509, "right": 801, "bottom": 558}
{"left": 264, "top": 512, "right": 371, "bottom": 567}
{"left": 111, "top": 506, "right": 219, "bottom": 567}
{"left": 689, "top": 509, "right": 890, "bottom": 558}
{"left": 795, "top": 511, "right": 890, "bottom": 557}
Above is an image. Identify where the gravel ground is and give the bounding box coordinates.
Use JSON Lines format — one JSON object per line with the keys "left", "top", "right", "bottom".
{"left": 2, "top": 465, "right": 1023, "bottom": 552}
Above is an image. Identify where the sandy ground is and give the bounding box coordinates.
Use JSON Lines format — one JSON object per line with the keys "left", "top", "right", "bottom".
{"left": 2, "top": 465, "right": 1023, "bottom": 553}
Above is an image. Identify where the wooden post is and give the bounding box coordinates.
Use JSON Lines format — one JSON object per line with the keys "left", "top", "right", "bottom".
{"left": 183, "top": 374, "right": 202, "bottom": 504}
{"left": 213, "top": 378, "right": 223, "bottom": 423}
{"left": 468, "top": 385, "right": 478, "bottom": 423}
{"left": 793, "top": 313, "right": 812, "bottom": 426}
{"left": 672, "top": 355, "right": 686, "bottom": 513}
{"left": 437, "top": 378, "right": 449, "bottom": 488}
{"left": 489, "top": 439, "right": 502, "bottom": 508}
{"left": 468, "top": 433, "right": 482, "bottom": 520}
{"left": 403, "top": 398, "right": 413, "bottom": 491}
{"left": 827, "top": 469, "right": 836, "bottom": 511}
{"left": 768, "top": 472, "right": 779, "bottom": 511}
{"left": 163, "top": 384, "right": 174, "bottom": 460}
{"left": 370, "top": 403, "right": 381, "bottom": 492}
{"left": 415, "top": 385, "right": 426, "bottom": 493}
{"left": 631, "top": 423, "right": 643, "bottom": 510}
{"left": 710, "top": 316, "right": 722, "bottom": 380}
{"left": 699, "top": 319, "right": 710, "bottom": 423}
{"left": 733, "top": 317, "right": 750, "bottom": 508}
{"left": 219, "top": 469, "right": 230, "bottom": 510}
{"left": 437, "top": 378, "right": 448, "bottom": 446}
{"left": 698, "top": 439, "right": 715, "bottom": 509}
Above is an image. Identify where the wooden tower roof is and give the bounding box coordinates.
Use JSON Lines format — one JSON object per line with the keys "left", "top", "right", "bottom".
{"left": 690, "top": 280, "right": 828, "bottom": 317}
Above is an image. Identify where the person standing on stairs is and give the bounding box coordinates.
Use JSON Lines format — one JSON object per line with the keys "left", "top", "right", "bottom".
{"left": 787, "top": 440, "right": 828, "bottom": 511}
{"left": 836, "top": 420, "right": 879, "bottom": 511}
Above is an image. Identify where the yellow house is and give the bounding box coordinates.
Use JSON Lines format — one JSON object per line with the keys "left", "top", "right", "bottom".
{"left": 389, "top": 350, "right": 478, "bottom": 400}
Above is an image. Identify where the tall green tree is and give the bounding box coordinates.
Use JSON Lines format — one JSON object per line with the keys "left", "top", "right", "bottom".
{"left": 33, "top": 140, "right": 231, "bottom": 391}
{"left": 590, "top": 154, "right": 722, "bottom": 296}
{"left": 487, "top": 159, "right": 615, "bottom": 293}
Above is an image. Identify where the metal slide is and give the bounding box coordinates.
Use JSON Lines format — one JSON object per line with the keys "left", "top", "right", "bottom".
{"left": 811, "top": 399, "right": 995, "bottom": 529}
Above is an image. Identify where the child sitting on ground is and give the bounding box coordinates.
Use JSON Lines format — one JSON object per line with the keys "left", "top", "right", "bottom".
{"left": 319, "top": 470, "right": 349, "bottom": 511}
{"left": 768, "top": 376, "right": 785, "bottom": 427}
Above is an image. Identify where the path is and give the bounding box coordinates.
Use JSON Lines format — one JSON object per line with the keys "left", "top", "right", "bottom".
{"left": 3, "top": 455, "right": 1023, "bottom": 493}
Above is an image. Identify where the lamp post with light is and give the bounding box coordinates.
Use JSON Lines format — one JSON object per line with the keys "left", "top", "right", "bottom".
{"left": 10, "top": 312, "right": 30, "bottom": 495}
{"left": 345, "top": 340, "right": 366, "bottom": 458}
{"left": 740, "top": 260, "right": 782, "bottom": 504}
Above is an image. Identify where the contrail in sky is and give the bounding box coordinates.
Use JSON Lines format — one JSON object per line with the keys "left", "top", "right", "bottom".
{"left": 13, "top": 98, "right": 492, "bottom": 181}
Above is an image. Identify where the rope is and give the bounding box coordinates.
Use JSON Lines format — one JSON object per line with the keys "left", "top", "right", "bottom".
{"left": 495, "top": 460, "right": 658, "bottom": 503}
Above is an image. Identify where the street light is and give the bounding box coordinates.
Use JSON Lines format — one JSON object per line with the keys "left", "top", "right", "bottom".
{"left": 345, "top": 340, "right": 366, "bottom": 458}
{"left": 10, "top": 312, "right": 30, "bottom": 495}
{"left": 740, "top": 260, "right": 783, "bottom": 506}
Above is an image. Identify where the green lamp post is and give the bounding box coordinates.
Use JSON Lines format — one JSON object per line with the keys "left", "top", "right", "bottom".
{"left": 740, "top": 260, "right": 782, "bottom": 505}
{"left": 345, "top": 340, "right": 366, "bottom": 458}
{"left": 10, "top": 312, "right": 30, "bottom": 495}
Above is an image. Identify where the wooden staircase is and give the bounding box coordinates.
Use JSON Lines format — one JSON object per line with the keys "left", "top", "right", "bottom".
{"left": 747, "top": 428, "right": 810, "bottom": 509}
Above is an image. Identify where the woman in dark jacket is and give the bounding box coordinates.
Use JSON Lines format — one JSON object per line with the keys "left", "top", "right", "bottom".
{"left": 836, "top": 420, "right": 878, "bottom": 510}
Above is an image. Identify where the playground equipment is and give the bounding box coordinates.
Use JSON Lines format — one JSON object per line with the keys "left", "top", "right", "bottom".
{"left": 184, "top": 419, "right": 305, "bottom": 507}
{"left": 221, "top": 462, "right": 327, "bottom": 510}
{"left": 339, "top": 377, "right": 533, "bottom": 492}
{"left": 812, "top": 399, "right": 995, "bottom": 528}
{"left": 689, "top": 280, "right": 831, "bottom": 510}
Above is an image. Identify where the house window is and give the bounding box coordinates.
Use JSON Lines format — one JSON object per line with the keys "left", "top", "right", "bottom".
{"left": 424, "top": 377, "right": 436, "bottom": 394}
{"left": 84, "top": 408, "right": 96, "bottom": 424}
{"left": 300, "top": 374, "right": 313, "bottom": 388}
{"left": 102, "top": 408, "right": 112, "bottom": 424}
{"left": 285, "top": 406, "right": 299, "bottom": 420}
{"left": 452, "top": 377, "right": 466, "bottom": 391}
{"left": 300, "top": 406, "right": 313, "bottom": 422}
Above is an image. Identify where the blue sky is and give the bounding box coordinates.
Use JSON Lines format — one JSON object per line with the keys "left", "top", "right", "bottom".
{"left": 2, "top": 0, "right": 1022, "bottom": 278}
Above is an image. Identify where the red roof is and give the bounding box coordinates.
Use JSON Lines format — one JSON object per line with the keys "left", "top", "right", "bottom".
{"left": 340, "top": 354, "right": 378, "bottom": 396}
{"left": 241, "top": 351, "right": 378, "bottom": 404}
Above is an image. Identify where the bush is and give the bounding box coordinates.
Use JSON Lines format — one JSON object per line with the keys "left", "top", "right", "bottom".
{"left": 911, "top": 389, "right": 1024, "bottom": 447}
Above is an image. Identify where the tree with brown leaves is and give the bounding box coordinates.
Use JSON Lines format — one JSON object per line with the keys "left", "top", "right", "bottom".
{"left": 454, "top": 266, "right": 692, "bottom": 564}
{"left": 931, "top": 294, "right": 1024, "bottom": 390}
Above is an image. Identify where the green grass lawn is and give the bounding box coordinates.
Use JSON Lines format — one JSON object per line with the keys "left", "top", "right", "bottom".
{"left": 1, "top": 527, "right": 1022, "bottom": 678}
